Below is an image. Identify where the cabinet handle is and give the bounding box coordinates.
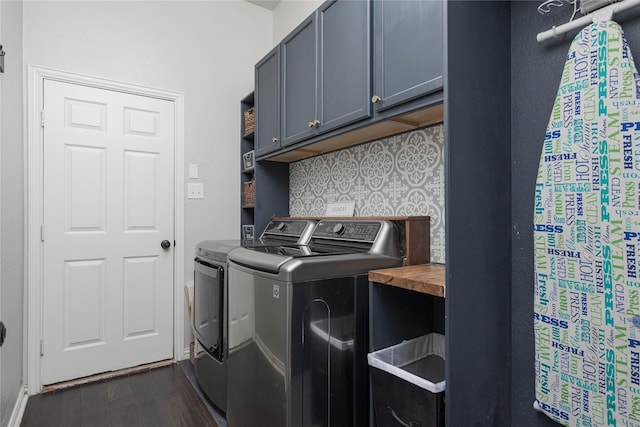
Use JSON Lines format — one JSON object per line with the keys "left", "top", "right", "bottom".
{"left": 272, "top": 137, "right": 279, "bottom": 143}
{"left": 313, "top": 119, "right": 321, "bottom": 127}
{"left": 308, "top": 121, "right": 316, "bottom": 128}
{"left": 371, "top": 95, "right": 382, "bottom": 104}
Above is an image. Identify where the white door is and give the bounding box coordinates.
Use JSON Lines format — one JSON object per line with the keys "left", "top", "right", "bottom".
{"left": 41, "top": 79, "right": 175, "bottom": 385}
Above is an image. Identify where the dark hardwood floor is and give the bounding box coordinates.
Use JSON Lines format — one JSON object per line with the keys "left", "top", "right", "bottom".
{"left": 21, "top": 364, "right": 218, "bottom": 427}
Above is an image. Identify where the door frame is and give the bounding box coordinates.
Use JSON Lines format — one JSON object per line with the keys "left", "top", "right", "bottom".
{"left": 26, "top": 66, "right": 185, "bottom": 394}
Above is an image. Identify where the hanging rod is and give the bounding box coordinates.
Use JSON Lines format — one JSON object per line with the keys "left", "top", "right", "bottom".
{"left": 538, "top": 0, "right": 576, "bottom": 15}
{"left": 537, "top": 0, "right": 640, "bottom": 41}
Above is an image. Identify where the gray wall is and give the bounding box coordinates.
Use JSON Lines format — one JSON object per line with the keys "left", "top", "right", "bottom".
{"left": 510, "top": 3, "right": 640, "bottom": 425}
{"left": 445, "top": 2, "right": 512, "bottom": 424}
{"left": 0, "top": 1, "right": 24, "bottom": 425}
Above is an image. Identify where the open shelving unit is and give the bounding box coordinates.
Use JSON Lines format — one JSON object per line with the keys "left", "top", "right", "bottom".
{"left": 240, "top": 92, "right": 289, "bottom": 239}
{"left": 240, "top": 93, "right": 255, "bottom": 239}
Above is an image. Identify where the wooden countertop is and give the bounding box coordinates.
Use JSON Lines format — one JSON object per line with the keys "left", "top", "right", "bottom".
{"left": 369, "top": 263, "right": 446, "bottom": 297}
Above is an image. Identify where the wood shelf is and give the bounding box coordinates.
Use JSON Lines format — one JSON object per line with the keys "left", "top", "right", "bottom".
{"left": 369, "top": 263, "right": 446, "bottom": 297}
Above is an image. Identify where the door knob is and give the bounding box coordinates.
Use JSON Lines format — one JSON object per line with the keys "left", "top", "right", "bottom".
{"left": 161, "top": 240, "right": 171, "bottom": 249}
{"left": 371, "top": 95, "right": 382, "bottom": 104}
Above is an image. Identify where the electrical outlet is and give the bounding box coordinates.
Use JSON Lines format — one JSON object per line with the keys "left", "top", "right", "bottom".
{"left": 187, "top": 183, "right": 204, "bottom": 199}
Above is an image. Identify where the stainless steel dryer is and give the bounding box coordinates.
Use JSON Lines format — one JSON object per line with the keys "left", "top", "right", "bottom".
{"left": 226, "top": 220, "right": 403, "bottom": 427}
{"left": 192, "top": 219, "right": 316, "bottom": 414}
{"left": 193, "top": 240, "right": 239, "bottom": 413}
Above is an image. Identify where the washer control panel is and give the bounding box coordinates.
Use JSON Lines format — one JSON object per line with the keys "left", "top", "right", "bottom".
{"left": 313, "top": 221, "right": 381, "bottom": 242}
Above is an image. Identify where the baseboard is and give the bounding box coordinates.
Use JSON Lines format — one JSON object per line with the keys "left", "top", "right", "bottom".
{"left": 42, "top": 359, "right": 174, "bottom": 393}
{"left": 8, "top": 385, "right": 28, "bottom": 427}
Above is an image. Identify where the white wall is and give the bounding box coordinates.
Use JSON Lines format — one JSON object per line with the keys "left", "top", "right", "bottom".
{"left": 22, "top": 0, "right": 272, "bottom": 356}
{"left": 0, "top": 1, "right": 25, "bottom": 425}
{"left": 271, "top": 0, "right": 323, "bottom": 45}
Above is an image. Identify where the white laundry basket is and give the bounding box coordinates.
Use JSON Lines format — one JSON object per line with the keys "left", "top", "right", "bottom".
{"left": 368, "top": 333, "right": 445, "bottom": 427}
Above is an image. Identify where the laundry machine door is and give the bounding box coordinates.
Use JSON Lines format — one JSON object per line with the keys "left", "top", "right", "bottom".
{"left": 193, "top": 258, "right": 224, "bottom": 362}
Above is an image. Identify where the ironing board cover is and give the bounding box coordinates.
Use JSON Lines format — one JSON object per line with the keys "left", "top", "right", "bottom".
{"left": 534, "top": 21, "right": 640, "bottom": 425}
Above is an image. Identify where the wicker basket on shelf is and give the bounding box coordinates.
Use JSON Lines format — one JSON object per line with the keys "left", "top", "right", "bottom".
{"left": 244, "top": 180, "right": 255, "bottom": 206}
{"left": 244, "top": 107, "right": 255, "bottom": 135}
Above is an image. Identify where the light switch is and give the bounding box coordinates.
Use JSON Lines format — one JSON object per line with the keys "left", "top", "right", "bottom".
{"left": 187, "top": 182, "right": 204, "bottom": 199}
{"left": 188, "top": 163, "right": 199, "bottom": 179}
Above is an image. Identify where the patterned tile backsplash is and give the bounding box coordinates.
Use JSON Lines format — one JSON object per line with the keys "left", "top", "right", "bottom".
{"left": 289, "top": 124, "right": 445, "bottom": 263}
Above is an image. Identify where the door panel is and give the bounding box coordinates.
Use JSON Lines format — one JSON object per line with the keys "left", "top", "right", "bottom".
{"left": 124, "top": 108, "right": 159, "bottom": 137}
{"left": 318, "top": 0, "right": 371, "bottom": 132}
{"left": 63, "top": 259, "right": 106, "bottom": 349}
{"left": 281, "top": 14, "right": 318, "bottom": 147}
{"left": 123, "top": 151, "right": 159, "bottom": 230}
{"left": 65, "top": 145, "right": 106, "bottom": 232}
{"left": 65, "top": 98, "right": 106, "bottom": 131}
{"left": 42, "top": 79, "right": 175, "bottom": 385}
{"left": 373, "top": 0, "right": 443, "bottom": 112}
{"left": 255, "top": 46, "right": 281, "bottom": 157}
{"left": 122, "top": 256, "right": 159, "bottom": 339}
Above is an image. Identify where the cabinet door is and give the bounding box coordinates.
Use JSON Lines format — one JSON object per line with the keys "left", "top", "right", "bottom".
{"left": 318, "top": 0, "right": 371, "bottom": 132}
{"left": 373, "top": 0, "right": 443, "bottom": 112}
{"left": 281, "top": 13, "right": 318, "bottom": 147}
{"left": 255, "top": 46, "right": 281, "bottom": 158}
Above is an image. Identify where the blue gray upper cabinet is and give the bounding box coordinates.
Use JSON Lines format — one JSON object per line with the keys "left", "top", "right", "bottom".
{"left": 372, "top": 0, "right": 444, "bottom": 112}
{"left": 282, "top": 0, "right": 371, "bottom": 148}
{"left": 255, "top": 45, "right": 281, "bottom": 157}
{"left": 317, "top": 0, "right": 371, "bottom": 132}
{"left": 281, "top": 13, "right": 318, "bottom": 147}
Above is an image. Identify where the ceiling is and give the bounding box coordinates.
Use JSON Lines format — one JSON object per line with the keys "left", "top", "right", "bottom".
{"left": 245, "top": 0, "right": 281, "bottom": 10}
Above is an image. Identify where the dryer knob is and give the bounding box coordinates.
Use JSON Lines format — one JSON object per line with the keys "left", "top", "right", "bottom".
{"left": 276, "top": 222, "right": 287, "bottom": 231}
{"left": 333, "top": 223, "right": 345, "bottom": 235}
